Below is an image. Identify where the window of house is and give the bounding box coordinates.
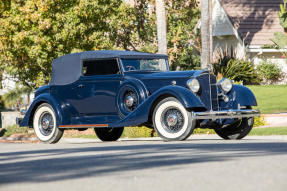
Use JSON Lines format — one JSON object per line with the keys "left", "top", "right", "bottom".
{"left": 82, "top": 59, "right": 120, "bottom": 76}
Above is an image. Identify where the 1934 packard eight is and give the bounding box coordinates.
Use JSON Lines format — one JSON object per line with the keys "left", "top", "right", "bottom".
{"left": 19, "top": 50, "right": 260, "bottom": 143}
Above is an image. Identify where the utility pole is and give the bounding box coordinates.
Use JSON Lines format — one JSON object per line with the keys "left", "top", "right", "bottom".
{"left": 201, "top": 0, "right": 213, "bottom": 69}
{"left": 156, "top": 0, "right": 168, "bottom": 55}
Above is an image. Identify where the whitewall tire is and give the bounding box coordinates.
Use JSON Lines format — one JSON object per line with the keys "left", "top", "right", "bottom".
{"left": 33, "top": 103, "right": 63, "bottom": 144}
{"left": 153, "top": 97, "right": 195, "bottom": 141}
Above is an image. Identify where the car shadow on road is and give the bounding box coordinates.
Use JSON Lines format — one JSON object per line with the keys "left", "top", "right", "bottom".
{"left": 0, "top": 141, "right": 287, "bottom": 185}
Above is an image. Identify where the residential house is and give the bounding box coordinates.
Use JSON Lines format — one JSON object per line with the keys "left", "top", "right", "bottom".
{"left": 212, "top": 0, "right": 287, "bottom": 83}
{"left": 0, "top": 73, "right": 16, "bottom": 96}
{"left": 0, "top": 73, "right": 32, "bottom": 110}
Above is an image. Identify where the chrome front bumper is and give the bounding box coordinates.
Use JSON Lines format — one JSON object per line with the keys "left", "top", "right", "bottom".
{"left": 193, "top": 109, "right": 260, "bottom": 120}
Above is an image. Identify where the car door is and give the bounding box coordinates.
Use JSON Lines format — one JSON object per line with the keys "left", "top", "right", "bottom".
{"left": 69, "top": 59, "right": 122, "bottom": 116}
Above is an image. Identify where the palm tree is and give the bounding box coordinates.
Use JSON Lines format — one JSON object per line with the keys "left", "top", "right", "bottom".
{"left": 201, "top": 0, "right": 213, "bottom": 69}
{"left": 156, "top": 0, "right": 167, "bottom": 55}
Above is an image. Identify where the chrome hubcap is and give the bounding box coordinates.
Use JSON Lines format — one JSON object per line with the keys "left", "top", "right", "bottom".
{"left": 39, "top": 112, "right": 54, "bottom": 136}
{"left": 123, "top": 90, "right": 138, "bottom": 112}
{"left": 125, "top": 95, "right": 134, "bottom": 107}
{"left": 167, "top": 114, "right": 178, "bottom": 127}
{"left": 42, "top": 118, "right": 50, "bottom": 130}
{"left": 161, "top": 107, "right": 184, "bottom": 133}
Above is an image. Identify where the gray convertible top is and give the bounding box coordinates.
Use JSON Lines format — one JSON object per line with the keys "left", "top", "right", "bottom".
{"left": 49, "top": 50, "right": 168, "bottom": 86}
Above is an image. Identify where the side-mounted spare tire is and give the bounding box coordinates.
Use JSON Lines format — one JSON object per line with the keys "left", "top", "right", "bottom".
{"left": 117, "top": 81, "right": 148, "bottom": 117}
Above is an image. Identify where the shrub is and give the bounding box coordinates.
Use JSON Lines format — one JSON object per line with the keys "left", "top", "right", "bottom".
{"left": 254, "top": 116, "right": 266, "bottom": 127}
{"left": 0, "top": 125, "right": 29, "bottom": 137}
{"left": 257, "top": 60, "right": 283, "bottom": 84}
{"left": 213, "top": 59, "right": 259, "bottom": 84}
{"left": 193, "top": 128, "right": 215, "bottom": 134}
{"left": 122, "top": 126, "right": 155, "bottom": 138}
{"left": 212, "top": 47, "right": 259, "bottom": 84}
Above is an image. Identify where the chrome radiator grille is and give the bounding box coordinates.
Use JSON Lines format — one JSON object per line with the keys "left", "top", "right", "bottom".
{"left": 197, "top": 73, "right": 219, "bottom": 111}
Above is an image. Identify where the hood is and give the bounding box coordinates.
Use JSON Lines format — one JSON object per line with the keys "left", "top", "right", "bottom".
{"left": 125, "top": 70, "right": 206, "bottom": 80}
{"left": 125, "top": 70, "right": 207, "bottom": 94}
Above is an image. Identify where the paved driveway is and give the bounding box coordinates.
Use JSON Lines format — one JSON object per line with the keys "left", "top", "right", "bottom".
{"left": 1, "top": 136, "right": 287, "bottom": 191}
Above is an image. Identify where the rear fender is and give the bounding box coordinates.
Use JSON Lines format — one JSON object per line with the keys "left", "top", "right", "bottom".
{"left": 20, "top": 93, "right": 66, "bottom": 127}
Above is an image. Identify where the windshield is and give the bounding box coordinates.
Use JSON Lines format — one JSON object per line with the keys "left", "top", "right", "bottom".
{"left": 121, "top": 59, "right": 168, "bottom": 72}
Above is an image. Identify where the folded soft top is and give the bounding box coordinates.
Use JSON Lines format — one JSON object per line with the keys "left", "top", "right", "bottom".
{"left": 49, "top": 50, "right": 168, "bottom": 86}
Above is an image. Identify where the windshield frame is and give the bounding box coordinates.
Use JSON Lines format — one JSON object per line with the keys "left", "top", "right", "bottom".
{"left": 120, "top": 58, "right": 170, "bottom": 73}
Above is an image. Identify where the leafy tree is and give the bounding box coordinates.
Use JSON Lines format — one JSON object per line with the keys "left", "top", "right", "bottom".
{"left": 271, "top": 32, "right": 287, "bottom": 57}
{"left": 0, "top": 0, "right": 126, "bottom": 88}
{"left": 166, "top": 0, "right": 201, "bottom": 69}
{"left": 279, "top": 0, "right": 287, "bottom": 30}
{"left": 0, "top": 0, "right": 10, "bottom": 14}
{"left": 0, "top": 0, "right": 200, "bottom": 90}
{"left": 108, "top": 0, "right": 157, "bottom": 52}
{"left": 271, "top": 0, "right": 287, "bottom": 57}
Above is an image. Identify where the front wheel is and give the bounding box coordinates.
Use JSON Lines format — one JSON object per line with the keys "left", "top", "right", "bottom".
{"left": 33, "top": 103, "right": 64, "bottom": 144}
{"left": 94, "top": 127, "right": 124, "bottom": 142}
{"left": 214, "top": 117, "right": 254, "bottom": 140}
{"left": 152, "top": 97, "right": 195, "bottom": 141}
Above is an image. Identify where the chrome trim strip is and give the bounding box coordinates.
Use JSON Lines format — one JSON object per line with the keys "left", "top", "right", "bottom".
{"left": 59, "top": 124, "right": 109, "bottom": 128}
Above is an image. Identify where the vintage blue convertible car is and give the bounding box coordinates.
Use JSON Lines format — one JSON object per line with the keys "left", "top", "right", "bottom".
{"left": 20, "top": 50, "right": 260, "bottom": 143}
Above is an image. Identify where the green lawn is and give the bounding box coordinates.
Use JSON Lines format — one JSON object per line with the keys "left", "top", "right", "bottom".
{"left": 247, "top": 85, "right": 287, "bottom": 114}
{"left": 249, "top": 127, "right": 287, "bottom": 136}
{"left": 194, "top": 127, "right": 287, "bottom": 136}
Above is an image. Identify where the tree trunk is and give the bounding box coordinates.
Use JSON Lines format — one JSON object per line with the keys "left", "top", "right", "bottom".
{"left": 201, "top": 0, "right": 213, "bottom": 69}
{"left": 156, "top": 0, "right": 167, "bottom": 55}
{"left": 26, "top": 93, "right": 30, "bottom": 110}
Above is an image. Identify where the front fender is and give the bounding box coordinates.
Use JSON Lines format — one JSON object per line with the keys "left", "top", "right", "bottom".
{"left": 20, "top": 93, "right": 64, "bottom": 127}
{"left": 150, "top": 85, "right": 205, "bottom": 109}
{"left": 229, "top": 85, "right": 258, "bottom": 107}
{"left": 110, "top": 85, "right": 205, "bottom": 127}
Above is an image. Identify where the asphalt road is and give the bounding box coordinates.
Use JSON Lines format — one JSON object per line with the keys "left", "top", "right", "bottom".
{"left": 1, "top": 136, "right": 287, "bottom": 191}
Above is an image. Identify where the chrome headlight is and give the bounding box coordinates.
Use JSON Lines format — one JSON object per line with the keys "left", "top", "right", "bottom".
{"left": 218, "top": 78, "right": 233, "bottom": 93}
{"left": 187, "top": 78, "right": 200, "bottom": 93}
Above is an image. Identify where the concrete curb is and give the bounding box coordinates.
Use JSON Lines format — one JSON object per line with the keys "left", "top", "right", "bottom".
{"left": 59, "top": 135, "right": 287, "bottom": 143}
{"left": 0, "top": 137, "right": 38, "bottom": 141}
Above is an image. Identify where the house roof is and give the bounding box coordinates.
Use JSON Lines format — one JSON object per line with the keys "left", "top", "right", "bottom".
{"left": 218, "top": 0, "right": 284, "bottom": 46}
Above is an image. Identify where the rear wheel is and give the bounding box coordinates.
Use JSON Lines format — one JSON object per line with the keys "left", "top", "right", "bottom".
{"left": 214, "top": 117, "right": 254, "bottom": 140}
{"left": 33, "top": 103, "right": 64, "bottom": 144}
{"left": 152, "top": 97, "right": 195, "bottom": 141}
{"left": 94, "top": 127, "right": 124, "bottom": 142}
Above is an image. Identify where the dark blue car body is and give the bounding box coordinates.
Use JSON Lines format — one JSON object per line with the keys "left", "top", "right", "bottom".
{"left": 20, "top": 50, "right": 259, "bottom": 130}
